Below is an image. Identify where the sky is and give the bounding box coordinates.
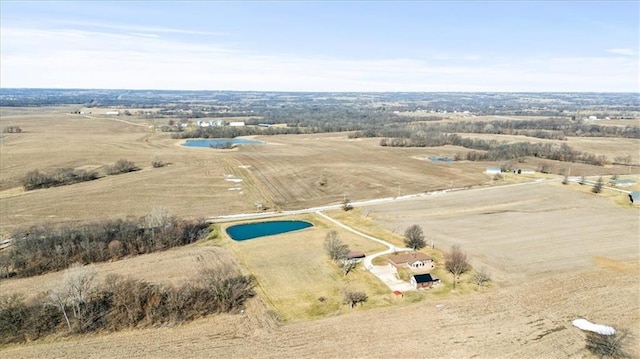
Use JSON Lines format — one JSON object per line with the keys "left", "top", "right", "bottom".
{"left": 1, "top": 1, "right": 638, "bottom": 92}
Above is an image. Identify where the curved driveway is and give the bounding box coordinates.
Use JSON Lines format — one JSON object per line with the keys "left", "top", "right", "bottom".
{"left": 315, "top": 211, "right": 416, "bottom": 292}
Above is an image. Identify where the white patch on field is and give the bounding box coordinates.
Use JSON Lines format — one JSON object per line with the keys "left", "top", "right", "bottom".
{"left": 572, "top": 318, "right": 616, "bottom": 335}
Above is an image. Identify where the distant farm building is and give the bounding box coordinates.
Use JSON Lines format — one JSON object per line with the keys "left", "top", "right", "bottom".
{"left": 485, "top": 167, "right": 501, "bottom": 175}
{"left": 388, "top": 252, "right": 433, "bottom": 269}
{"left": 229, "top": 121, "right": 245, "bottom": 127}
{"left": 411, "top": 273, "right": 440, "bottom": 289}
{"left": 628, "top": 191, "right": 640, "bottom": 205}
{"left": 197, "top": 120, "right": 224, "bottom": 127}
{"left": 105, "top": 111, "right": 119, "bottom": 115}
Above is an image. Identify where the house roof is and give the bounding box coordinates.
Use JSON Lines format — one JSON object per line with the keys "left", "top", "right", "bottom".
{"left": 388, "top": 252, "right": 432, "bottom": 265}
{"left": 346, "top": 251, "right": 365, "bottom": 259}
{"left": 413, "top": 273, "right": 438, "bottom": 283}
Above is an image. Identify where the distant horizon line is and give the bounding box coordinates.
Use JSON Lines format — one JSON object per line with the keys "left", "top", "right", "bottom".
{"left": 1, "top": 87, "right": 638, "bottom": 94}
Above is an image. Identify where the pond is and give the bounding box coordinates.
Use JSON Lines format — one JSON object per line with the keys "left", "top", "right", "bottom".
{"left": 428, "top": 156, "right": 455, "bottom": 163}
{"left": 226, "top": 220, "right": 313, "bottom": 241}
{"left": 182, "top": 138, "right": 264, "bottom": 148}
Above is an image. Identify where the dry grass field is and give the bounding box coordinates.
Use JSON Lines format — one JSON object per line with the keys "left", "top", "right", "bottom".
{"left": 1, "top": 264, "right": 637, "bottom": 358}
{"left": 1, "top": 108, "right": 639, "bottom": 357}
{"left": 1, "top": 106, "right": 507, "bottom": 235}
{"left": 367, "top": 181, "right": 639, "bottom": 283}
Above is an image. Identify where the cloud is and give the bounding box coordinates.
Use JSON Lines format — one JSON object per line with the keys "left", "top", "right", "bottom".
{"left": 606, "top": 48, "right": 636, "bottom": 56}
{"left": 54, "top": 19, "right": 227, "bottom": 37}
{"left": 1, "top": 24, "right": 638, "bottom": 92}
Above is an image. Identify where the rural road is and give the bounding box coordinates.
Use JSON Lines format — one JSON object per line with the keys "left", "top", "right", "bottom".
{"left": 208, "top": 178, "right": 559, "bottom": 223}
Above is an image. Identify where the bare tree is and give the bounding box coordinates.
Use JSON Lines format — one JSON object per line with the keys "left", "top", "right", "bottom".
{"left": 342, "top": 261, "right": 357, "bottom": 277}
{"left": 341, "top": 197, "right": 353, "bottom": 211}
{"left": 323, "top": 231, "right": 350, "bottom": 262}
{"left": 592, "top": 176, "right": 604, "bottom": 193}
{"left": 64, "top": 263, "right": 97, "bottom": 324}
{"left": 404, "top": 224, "right": 426, "bottom": 250}
{"left": 45, "top": 263, "right": 96, "bottom": 332}
{"left": 614, "top": 155, "right": 632, "bottom": 166}
{"left": 144, "top": 208, "right": 172, "bottom": 229}
{"left": 196, "top": 252, "right": 256, "bottom": 313}
{"left": 585, "top": 330, "right": 631, "bottom": 358}
{"left": 47, "top": 288, "right": 71, "bottom": 332}
{"left": 445, "top": 245, "right": 470, "bottom": 289}
{"left": 473, "top": 267, "right": 491, "bottom": 287}
{"left": 342, "top": 290, "right": 368, "bottom": 308}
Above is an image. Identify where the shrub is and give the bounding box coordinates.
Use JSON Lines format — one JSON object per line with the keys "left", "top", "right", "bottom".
{"left": 198, "top": 268, "right": 256, "bottom": 313}
{"left": 3, "top": 126, "right": 22, "bottom": 133}
{"left": 22, "top": 168, "right": 99, "bottom": 190}
{"left": 107, "top": 159, "right": 138, "bottom": 175}
{"left": 151, "top": 157, "right": 166, "bottom": 168}
{"left": 22, "top": 170, "right": 53, "bottom": 190}
{"left": 585, "top": 331, "right": 631, "bottom": 358}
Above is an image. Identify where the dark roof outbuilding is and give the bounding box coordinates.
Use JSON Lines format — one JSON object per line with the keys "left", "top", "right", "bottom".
{"left": 413, "top": 273, "right": 438, "bottom": 283}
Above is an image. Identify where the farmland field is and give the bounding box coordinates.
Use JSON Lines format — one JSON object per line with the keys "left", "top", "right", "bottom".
{"left": 1, "top": 107, "right": 639, "bottom": 358}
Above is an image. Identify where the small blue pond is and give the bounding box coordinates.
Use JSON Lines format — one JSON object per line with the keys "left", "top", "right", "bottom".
{"left": 428, "top": 156, "right": 454, "bottom": 163}
{"left": 226, "top": 220, "right": 313, "bottom": 241}
{"left": 183, "top": 138, "right": 264, "bottom": 148}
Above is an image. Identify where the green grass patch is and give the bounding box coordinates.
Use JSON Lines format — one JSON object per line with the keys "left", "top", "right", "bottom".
{"left": 219, "top": 214, "right": 391, "bottom": 321}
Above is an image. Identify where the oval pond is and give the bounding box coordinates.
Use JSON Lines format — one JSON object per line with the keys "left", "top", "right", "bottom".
{"left": 183, "top": 138, "right": 264, "bottom": 148}
{"left": 226, "top": 220, "right": 313, "bottom": 241}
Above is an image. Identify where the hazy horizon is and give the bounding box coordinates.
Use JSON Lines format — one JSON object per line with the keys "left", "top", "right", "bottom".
{"left": 1, "top": 1, "right": 638, "bottom": 92}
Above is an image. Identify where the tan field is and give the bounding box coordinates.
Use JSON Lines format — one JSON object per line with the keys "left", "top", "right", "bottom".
{"left": 1, "top": 107, "right": 639, "bottom": 357}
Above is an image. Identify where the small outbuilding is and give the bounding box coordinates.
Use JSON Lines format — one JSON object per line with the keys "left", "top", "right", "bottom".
{"left": 411, "top": 273, "right": 440, "bottom": 289}
{"left": 345, "top": 251, "right": 365, "bottom": 263}
{"left": 485, "top": 167, "right": 501, "bottom": 175}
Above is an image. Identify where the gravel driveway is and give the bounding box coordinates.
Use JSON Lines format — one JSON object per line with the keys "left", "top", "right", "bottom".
{"left": 369, "top": 265, "right": 416, "bottom": 292}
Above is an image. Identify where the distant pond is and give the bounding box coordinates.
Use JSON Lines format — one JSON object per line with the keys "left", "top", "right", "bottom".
{"left": 226, "top": 220, "right": 313, "bottom": 241}
{"left": 182, "top": 138, "right": 264, "bottom": 148}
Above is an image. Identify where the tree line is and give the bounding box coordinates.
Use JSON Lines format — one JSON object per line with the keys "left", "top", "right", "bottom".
{"left": 0, "top": 259, "right": 255, "bottom": 344}
{"left": 22, "top": 159, "right": 139, "bottom": 191}
{"left": 0, "top": 213, "right": 211, "bottom": 278}
{"left": 376, "top": 132, "right": 608, "bottom": 166}
{"left": 352, "top": 119, "right": 640, "bottom": 139}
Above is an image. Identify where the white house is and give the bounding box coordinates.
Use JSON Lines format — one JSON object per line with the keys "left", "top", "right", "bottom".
{"left": 229, "top": 121, "right": 245, "bottom": 127}
{"left": 105, "top": 111, "right": 119, "bottom": 115}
